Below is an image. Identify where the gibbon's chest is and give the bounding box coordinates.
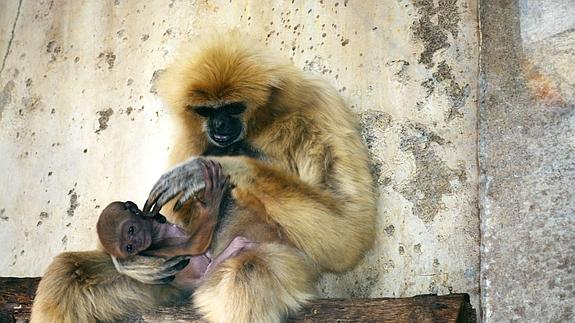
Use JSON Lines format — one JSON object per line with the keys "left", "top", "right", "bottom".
{"left": 200, "top": 140, "right": 293, "bottom": 175}
{"left": 200, "top": 140, "right": 290, "bottom": 172}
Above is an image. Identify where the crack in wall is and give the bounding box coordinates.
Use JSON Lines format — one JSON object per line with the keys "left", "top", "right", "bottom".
{"left": 0, "top": 0, "right": 23, "bottom": 77}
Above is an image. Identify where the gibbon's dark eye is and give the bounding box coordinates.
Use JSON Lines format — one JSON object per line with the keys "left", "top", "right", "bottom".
{"left": 225, "top": 102, "right": 246, "bottom": 115}
{"left": 193, "top": 106, "right": 213, "bottom": 118}
{"left": 128, "top": 226, "right": 134, "bottom": 235}
{"left": 126, "top": 244, "right": 134, "bottom": 253}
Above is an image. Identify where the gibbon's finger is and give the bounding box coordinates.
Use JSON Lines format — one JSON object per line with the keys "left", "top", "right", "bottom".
{"left": 113, "top": 254, "right": 164, "bottom": 269}
{"left": 221, "top": 175, "right": 231, "bottom": 191}
{"left": 210, "top": 160, "right": 219, "bottom": 185}
{"left": 145, "top": 172, "right": 183, "bottom": 212}
{"left": 203, "top": 160, "right": 212, "bottom": 194}
{"left": 173, "top": 200, "right": 183, "bottom": 213}
{"left": 170, "top": 258, "right": 191, "bottom": 271}
{"left": 145, "top": 177, "right": 170, "bottom": 208}
{"left": 209, "top": 160, "right": 221, "bottom": 193}
{"left": 150, "top": 184, "right": 189, "bottom": 216}
{"left": 145, "top": 167, "right": 198, "bottom": 214}
{"left": 207, "top": 159, "right": 216, "bottom": 173}
{"left": 112, "top": 255, "right": 180, "bottom": 284}
{"left": 150, "top": 203, "right": 164, "bottom": 218}
{"left": 151, "top": 168, "right": 185, "bottom": 194}
{"left": 145, "top": 177, "right": 188, "bottom": 215}
{"left": 194, "top": 198, "right": 206, "bottom": 209}
{"left": 128, "top": 257, "right": 189, "bottom": 284}
{"left": 160, "top": 276, "right": 176, "bottom": 283}
{"left": 142, "top": 201, "right": 152, "bottom": 216}
{"left": 190, "top": 194, "right": 206, "bottom": 211}
{"left": 211, "top": 160, "right": 222, "bottom": 188}
{"left": 145, "top": 257, "right": 191, "bottom": 283}
{"left": 143, "top": 185, "right": 169, "bottom": 215}
{"left": 162, "top": 255, "right": 190, "bottom": 268}
{"left": 173, "top": 187, "right": 198, "bottom": 212}
{"left": 139, "top": 273, "right": 175, "bottom": 285}
{"left": 216, "top": 161, "right": 223, "bottom": 182}
{"left": 154, "top": 213, "right": 167, "bottom": 223}
{"left": 147, "top": 179, "right": 191, "bottom": 215}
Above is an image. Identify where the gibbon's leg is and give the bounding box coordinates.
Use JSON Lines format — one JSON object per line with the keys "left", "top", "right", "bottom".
{"left": 194, "top": 242, "right": 318, "bottom": 323}
{"left": 30, "top": 250, "right": 189, "bottom": 323}
{"left": 144, "top": 156, "right": 372, "bottom": 273}
{"left": 193, "top": 192, "right": 318, "bottom": 323}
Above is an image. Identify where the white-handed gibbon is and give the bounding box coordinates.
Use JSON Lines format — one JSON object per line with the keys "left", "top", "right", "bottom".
{"left": 31, "top": 32, "right": 377, "bottom": 323}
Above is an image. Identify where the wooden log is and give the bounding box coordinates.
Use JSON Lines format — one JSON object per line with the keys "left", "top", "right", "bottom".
{"left": 0, "top": 277, "right": 476, "bottom": 322}
{"left": 0, "top": 277, "right": 41, "bottom": 323}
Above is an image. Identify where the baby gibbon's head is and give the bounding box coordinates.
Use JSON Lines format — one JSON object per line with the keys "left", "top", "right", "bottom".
{"left": 97, "top": 202, "right": 136, "bottom": 258}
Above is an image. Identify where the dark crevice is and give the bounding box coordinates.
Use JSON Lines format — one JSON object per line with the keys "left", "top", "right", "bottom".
{"left": 0, "top": 0, "right": 23, "bottom": 77}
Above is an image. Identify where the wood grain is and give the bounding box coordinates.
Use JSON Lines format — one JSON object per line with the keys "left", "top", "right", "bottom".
{"left": 0, "top": 277, "right": 475, "bottom": 322}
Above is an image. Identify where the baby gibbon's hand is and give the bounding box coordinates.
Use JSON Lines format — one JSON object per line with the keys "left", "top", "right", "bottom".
{"left": 192, "top": 160, "right": 230, "bottom": 213}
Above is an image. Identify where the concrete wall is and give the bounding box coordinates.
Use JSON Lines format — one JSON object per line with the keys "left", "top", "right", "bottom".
{"left": 480, "top": 1, "right": 575, "bottom": 322}
{"left": 0, "top": 0, "right": 480, "bottom": 313}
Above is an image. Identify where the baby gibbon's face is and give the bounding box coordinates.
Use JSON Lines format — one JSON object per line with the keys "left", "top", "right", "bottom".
{"left": 115, "top": 216, "right": 153, "bottom": 258}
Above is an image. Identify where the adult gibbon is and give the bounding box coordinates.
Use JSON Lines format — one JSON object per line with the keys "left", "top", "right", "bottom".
{"left": 31, "top": 33, "right": 377, "bottom": 322}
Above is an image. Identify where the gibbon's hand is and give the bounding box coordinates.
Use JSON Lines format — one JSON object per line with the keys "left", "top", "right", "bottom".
{"left": 192, "top": 160, "right": 230, "bottom": 212}
{"left": 143, "top": 157, "right": 209, "bottom": 216}
{"left": 112, "top": 254, "right": 191, "bottom": 284}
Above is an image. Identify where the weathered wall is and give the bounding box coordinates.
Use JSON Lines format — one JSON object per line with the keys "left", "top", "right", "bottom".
{"left": 480, "top": 1, "right": 575, "bottom": 322}
{"left": 0, "top": 0, "right": 480, "bottom": 312}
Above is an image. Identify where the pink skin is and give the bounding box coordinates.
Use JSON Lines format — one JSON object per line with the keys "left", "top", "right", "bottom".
{"left": 170, "top": 236, "right": 258, "bottom": 291}
{"left": 114, "top": 162, "right": 256, "bottom": 289}
{"left": 117, "top": 160, "right": 227, "bottom": 260}
{"left": 139, "top": 160, "right": 229, "bottom": 259}
{"left": 205, "top": 236, "right": 258, "bottom": 276}
{"left": 112, "top": 216, "right": 258, "bottom": 290}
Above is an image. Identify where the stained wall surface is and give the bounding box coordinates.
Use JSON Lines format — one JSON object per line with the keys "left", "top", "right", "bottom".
{"left": 0, "top": 0, "right": 480, "bottom": 312}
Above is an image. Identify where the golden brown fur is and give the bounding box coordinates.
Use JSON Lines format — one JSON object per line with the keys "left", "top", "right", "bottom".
{"left": 30, "top": 250, "right": 185, "bottom": 323}
{"left": 31, "top": 33, "right": 376, "bottom": 323}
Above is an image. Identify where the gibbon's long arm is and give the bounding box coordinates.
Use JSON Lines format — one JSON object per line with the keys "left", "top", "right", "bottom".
{"left": 32, "top": 33, "right": 377, "bottom": 322}
{"left": 144, "top": 153, "right": 374, "bottom": 273}
{"left": 30, "top": 250, "right": 189, "bottom": 323}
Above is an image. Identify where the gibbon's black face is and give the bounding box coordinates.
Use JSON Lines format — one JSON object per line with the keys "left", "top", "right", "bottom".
{"left": 192, "top": 102, "right": 246, "bottom": 147}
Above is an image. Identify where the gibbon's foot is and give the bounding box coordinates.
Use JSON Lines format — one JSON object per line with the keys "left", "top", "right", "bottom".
{"left": 143, "top": 157, "right": 210, "bottom": 216}
{"left": 205, "top": 236, "right": 258, "bottom": 277}
{"left": 112, "top": 254, "right": 191, "bottom": 284}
